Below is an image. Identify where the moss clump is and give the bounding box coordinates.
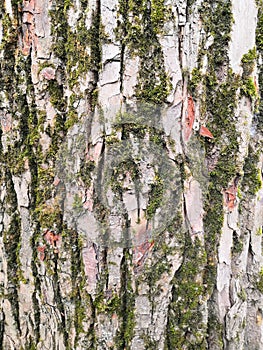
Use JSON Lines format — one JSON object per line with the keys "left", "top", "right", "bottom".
{"left": 166, "top": 237, "right": 207, "bottom": 349}
{"left": 240, "top": 48, "right": 258, "bottom": 99}
{"left": 146, "top": 173, "right": 164, "bottom": 219}
{"left": 110, "top": 158, "right": 140, "bottom": 198}
{"left": 256, "top": 2, "right": 263, "bottom": 52}
{"left": 116, "top": 0, "right": 172, "bottom": 50}
{"left": 199, "top": 0, "right": 234, "bottom": 66}
{"left": 257, "top": 268, "right": 263, "bottom": 293}
{"left": 79, "top": 159, "right": 95, "bottom": 188}
{"left": 2, "top": 170, "right": 23, "bottom": 333}
{"left": 232, "top": 231, "right": 244, "bottom": 255}
{"left": 94, "top": 292, "right": 121, "bottom": 315}
{"left": 188, "top": 3, "right": 242, "bottom": 346}
{"left": 64, "top": 229, "right": 96, "bottom": 348}
{"left": 202, "top": 72, "right": 240, "bottom": 282}
{"left": 116, "top": 0, "right": 172, "bottom": 104}
{"left": 237, "top": 287, "right": 247, "bottom": 302}
{"left": 241, "top": 47, "right": 257, "bottom": 77}
{"left": 191, "top": 2, "right": 240, "bottom": 297}
{"left": 50, "top": 0, "right": 104, "bottom": 93}
{"left": 145, "top": 233, "right": 178, "bottom": 288}
{"left": 48, "top": 80, "right": 66, "bottom": 112}
{"left": 241, "top": 146, "right": 262, "bottom": 195}
{"left": 114, "top": 110, "right": 148, "bottom": 138}
{"left": 36, "top": 200, "right": 62, "bottom": 230}
{"left": 189, "top": 67, "right": 203, "bottom": 93}
{"left": 115, "top": 250, "right": 135, "bottom": 349}
{"left": 256, "top": 227, "right": 263, "bottom": 236}
{"left": 241, "top": 77, "right": 258, "bottom": 99}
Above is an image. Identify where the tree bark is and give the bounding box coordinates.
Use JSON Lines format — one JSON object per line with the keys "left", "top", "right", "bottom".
{"left": 0, "top": 0, "right": 263, "bottom": 349}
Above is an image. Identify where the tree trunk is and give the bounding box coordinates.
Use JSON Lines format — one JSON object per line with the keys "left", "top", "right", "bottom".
{"left": 0, "top": 0, "right": 263, "bottom": 349}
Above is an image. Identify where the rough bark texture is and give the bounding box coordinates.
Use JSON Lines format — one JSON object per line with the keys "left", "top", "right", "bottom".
{"left": 0, "top": 0, "right": 263, "bottom": 349}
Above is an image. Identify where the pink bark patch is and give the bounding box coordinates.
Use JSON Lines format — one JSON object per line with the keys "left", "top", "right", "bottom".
{"left": 22, "top": 0, "right": 37, "bottom": 56}
{"left": 224, "top": 184, "right": 237, "bottom": 211}
{"left": 1, "top": 114, "right": 12, "bottom": 133}
{"left": 82, "top": 245, "right": 98, "bottom": 293}
{"left": 43, "top": 229, "right": 61, "bottom": 252}
{"left": 86, "top": 142, "right": 103, "bottom": 163}
{"left": 37, "top": 245, "right": 46, "bottom": 261}
{"left": 199, "top": 125, "right": 214, "bottom": 138}
{"left": 40, "top": 67, "right": 56, "bottom": 81}
{"left": 82, "top": 185, "right": 93, "bottom": 211}
{"left": 53, "top": 176, "right": 60, "bottom": 187}
{"left": 133, "top": 240, "right": 154, "bottom": 267}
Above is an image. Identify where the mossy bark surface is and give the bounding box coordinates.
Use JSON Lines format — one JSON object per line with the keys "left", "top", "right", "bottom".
{"left": 0, "top": 0, "right": 263, "bottom": 349}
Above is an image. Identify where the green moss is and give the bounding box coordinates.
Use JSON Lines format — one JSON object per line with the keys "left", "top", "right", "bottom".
{"left": 189, "top": 67, "right": 203, "bottom": 93}
{"left": 146, "top": 252, "right": 171, "bottom": 288}
{"left": 134, "top": 40, "right": 172, "bottom": 104}
{"left": 166, "top": 237, "right": 207, "bottom": 349}
{"left": 116, "top": 0, "right": 172, "bottom": 104}
{"left": 11, "top": 0, "right": 23, "bottom": 6}
{"left": 190, "top": 5, "right": 240, "bottom": 293}
{"left": 240, "top": 48, "right": 258, "bottom": 99}
{"left": 110, "top": 157, "right": 140, "bottom": 198}
{"left": 200, "top": 0, "right": 234, "bottom": 66}
{"left": 202, "top": 72, "right": 240, "bottom": 283}
{"left": 116, "top": 0, "right": 171, "bottom": 50}
{"left": 35, "top": 166, "right": 54, "bottom": 205}
{"left": 0, "top": 46, "right": 44, "bottom": 339}
{"left": 114, "top": 110, "right": 148, "bottom": 137}
{"left": 150, "top": 0, "right": 167, "bottom": 33}
{"left": 72, "top": 194, "right": 84, "bottom": 213}
{"left": 187, "top": 4, "right": 244, "bottom": 345}
{"left": 231, "top": 231, "right": 244, "bottom": 254}
{"left": 24, "top": 339, "right": 38, "bottom": 350}
{"left": 241, "top": 47, "right": 257, "bottom": 77}
{"left": 60, "top": 229, "right": 95, "bottom": 347}
{"left": 50, "top": 0, "right": 105, "bottom": 93}
{"left": 206, "top": 310, "right": 224, "bottom": 349}
{"left": 257, "top": 268, "right": 263, "bottom": 293}
{"left": 185, "top": 2, "right": 263, "bottom": 345}
{"left": 105, "top": 132, "right": 120, "bottom": 145}
{"left": 40, "top": 204, "right": 62, "bottom": 230}
{"left": 256, "top": 227, "right": 263, "bottom": 236}
{"left": 146, "top": 173, "right": 164, "bottom": 219}
{"left": 237, "top": 287, "right": 247, "bottom": 302}
{"left": 79, "top": 159, "right": 95, "bottom": 188}
{"left": 0, "top": 15, "right": 17, "bottom": 102}
{"left": 94, "top": 292, "right": 121, "bottom": 315}
{"left": 241, "top": 146, "right": 262, "bottom": 195}
{"left": 142, "top": 335, "right": 158, "bottom": 349}
{"left": 48, "top": 80, "right": 66, "bottom": 112}
{"left": 241, "top": 77, "right": 258, "bottom": 99}
{"left": 115, "top": 250, "right": 135, "bottom": 348}
{"left": 37, "top": 61, "right": 56, "bottom": 74}
{"left": 2, "top": 171, "right": 23, "bottom": 332}
{"left": 256, "top": 2, "right": 263, "bottom": 52}
{"left": 186, "top": 0, "right": 196, "bottom": 9}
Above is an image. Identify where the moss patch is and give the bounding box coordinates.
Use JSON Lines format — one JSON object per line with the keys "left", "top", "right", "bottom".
{"left": 116, "top": 0, "right": 172, "bottom": 103}
{"left": 241, "top": 146, "right": 262, "bottom": 195}
{"left": 166, "top": 237, "right": 207, "bottom": 349}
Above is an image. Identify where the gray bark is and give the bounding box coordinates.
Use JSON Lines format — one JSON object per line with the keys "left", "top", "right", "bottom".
{"left": 0, "top": 0, "right": 263, "bottom": 349}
